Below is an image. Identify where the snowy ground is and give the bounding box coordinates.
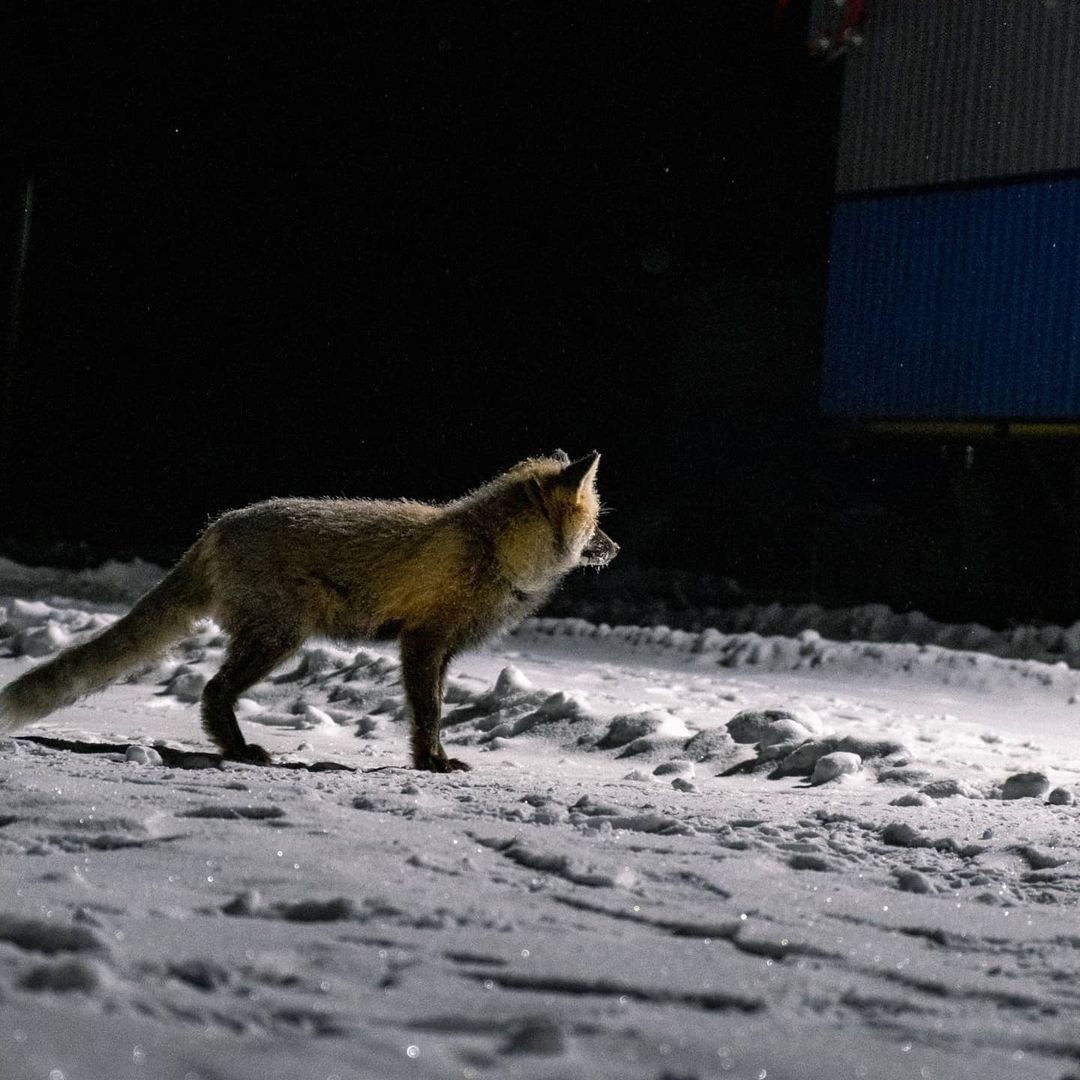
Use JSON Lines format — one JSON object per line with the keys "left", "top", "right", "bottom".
{"left": 2, "top": 587, "right": 1080, "bottom": 1080}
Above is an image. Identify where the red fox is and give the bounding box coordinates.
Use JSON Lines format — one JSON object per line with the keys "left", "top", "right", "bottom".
{"left": 0, "top": 452, "right": 617, "bottom": 771}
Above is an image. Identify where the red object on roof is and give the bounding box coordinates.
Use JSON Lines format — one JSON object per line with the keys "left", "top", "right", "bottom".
{"left": 840, "top": 0, "right": 868, "bottom": 38}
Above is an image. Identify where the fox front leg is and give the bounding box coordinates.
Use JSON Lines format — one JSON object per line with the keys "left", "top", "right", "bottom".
{"left": 399, "top": 631, "right": 470, "bottom": 772}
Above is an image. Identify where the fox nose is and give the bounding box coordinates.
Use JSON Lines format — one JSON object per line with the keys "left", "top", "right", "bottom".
{"left": 581, "top": 528, "right": 619, "bottom": 566}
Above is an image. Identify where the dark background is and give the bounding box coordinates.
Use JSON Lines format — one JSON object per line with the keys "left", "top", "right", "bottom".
{"left": 4, "top": 3, "right": 1075, "bottom": 626}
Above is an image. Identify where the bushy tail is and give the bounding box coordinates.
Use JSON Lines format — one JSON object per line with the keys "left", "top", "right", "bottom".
{"left": 0, "top": 550, "right": 212, "bottom": 732}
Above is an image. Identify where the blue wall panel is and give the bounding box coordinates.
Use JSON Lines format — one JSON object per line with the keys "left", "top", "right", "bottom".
{"left": 821, "top": 177, "right": 1080, "bottom": 419}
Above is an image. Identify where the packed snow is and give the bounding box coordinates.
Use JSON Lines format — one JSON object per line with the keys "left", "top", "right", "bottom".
{"left": 2, "top": 566, "right": 1079, "bottom": 1080}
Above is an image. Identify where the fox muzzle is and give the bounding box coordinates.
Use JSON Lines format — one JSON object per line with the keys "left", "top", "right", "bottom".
{"left": 580, "top": 528, "right": 619, "bottom": 567}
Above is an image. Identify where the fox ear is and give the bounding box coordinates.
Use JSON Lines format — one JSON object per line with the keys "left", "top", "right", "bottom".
{"left": 555, "top": 451, "right": 600, "bottom": 495}
{"left": 524, "top": 476, "right": 549, "bottom": 515}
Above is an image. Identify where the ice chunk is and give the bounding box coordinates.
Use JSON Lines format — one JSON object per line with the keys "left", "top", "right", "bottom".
{"left": 597, "top": 709, "right": 687, "bottom": 749}
{"left": 810, "top": 751, "right": 862, "bottom": 785}
{"left": 652, "top": 759, "right": 694, "bottom": 778}
{"left": 124, "top": 745, "right": 163, "bottom": 766}
{"left": 12, "top": 621, "right": 73, "bottom": 657}
{"left": 771, "top": 737, "right": 837, "bottom": 777}
{"left": 726, "top": 709, "right": 812, "bottom": 748}
{"left": 894, "top": 869, "right": 934, "bottom": 894}
{"left": 493, "top": 665, "right": 533, "bottom": 700}
{"left": 301, "top": 704, "right": 339, "bottom": 730}
{"left": 890, "top": 791, "right": 933, "bottom": 807}
{"left": 166, "top": 667, "right": 208, "bottom": 702}
{"left": 4, "top": 599, "right": 55, "bottom": 631}
{"left": 681, "top": 729, "right": 736, "bottom": 762}
{"left": 919, "top": 778, "right": 982, "bottom": 800}
{"left": 999, "top": 771, "right": 1051, "bottom": 800}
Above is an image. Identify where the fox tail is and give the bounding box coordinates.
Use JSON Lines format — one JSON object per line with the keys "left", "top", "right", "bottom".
{"left": 0, "top": 551, "right": 211, "bottom": 732}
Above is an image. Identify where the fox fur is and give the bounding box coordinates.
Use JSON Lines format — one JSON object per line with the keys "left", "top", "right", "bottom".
{"left": 0, "top": 452, "right": 617, "bottom": 771}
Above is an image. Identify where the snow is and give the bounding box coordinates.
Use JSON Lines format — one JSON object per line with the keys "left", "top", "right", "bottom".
{"left": 2, "top": 575, "right": 1080, "bottom": 1079}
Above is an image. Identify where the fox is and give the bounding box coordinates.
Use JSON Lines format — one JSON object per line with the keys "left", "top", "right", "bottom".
{"left": 0, "top": 452, "right": 617, "bottom": 772}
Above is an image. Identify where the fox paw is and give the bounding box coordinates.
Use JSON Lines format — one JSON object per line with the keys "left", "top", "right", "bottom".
{"left": 233, "top": 743, "right": 273, "bottom": 766}
{"left": 414, "top": 754, "right": 471, "bottom": 773}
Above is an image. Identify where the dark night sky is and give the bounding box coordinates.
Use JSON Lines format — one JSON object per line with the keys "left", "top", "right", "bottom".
{"left": 13, "top": 3, "right": 1058, "bottom": 625}
{"left": 7, "top": 2, "right": 840, "bottom": 559}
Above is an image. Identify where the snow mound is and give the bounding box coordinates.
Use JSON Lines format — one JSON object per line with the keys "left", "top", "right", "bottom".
{"left": 596, "top": 709, "right": 689, "bottom": 749}
{"left": 0, "top": 556, "right": 164, "bottom": 604}
{"left": 514, "top": 615, "right": 1080, "bottom": 695}
{"left": 1, "top": 600, "right": 118, "bottom": 658}
{"left": 3, "top": 583, "right": 1080, "bottom": 1080}
{"left": 998, "top": 771, "right": 1051, "bottom": 800}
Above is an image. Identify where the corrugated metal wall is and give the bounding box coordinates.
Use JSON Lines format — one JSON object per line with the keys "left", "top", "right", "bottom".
{"left": 828, "top": 0, "right": 1080, "bottom": 193}
{"left": 823, "top": 178, "right": 1080, "bottom": 418}
{"left": 819, "top": 0, "right": 1080, "bottom": 420}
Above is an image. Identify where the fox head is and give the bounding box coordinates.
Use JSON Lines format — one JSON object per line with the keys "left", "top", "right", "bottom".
{"left": 494, "top": 451, "right": 618, "bottom": 592}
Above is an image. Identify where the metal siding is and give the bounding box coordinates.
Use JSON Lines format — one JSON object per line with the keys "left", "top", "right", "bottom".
{"left": 831, "top": 0, "right": 1080, "bottom": 193}
{"left": 821, "top": 178, "right": 1080, "bottom": 419}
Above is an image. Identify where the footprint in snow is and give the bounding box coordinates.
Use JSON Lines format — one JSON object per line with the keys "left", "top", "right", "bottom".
{"left": 177, "top": 804, "right": 285, "bottom": 821}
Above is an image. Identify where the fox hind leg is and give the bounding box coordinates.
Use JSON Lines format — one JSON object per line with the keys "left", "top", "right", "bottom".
{"left": 201, "top": 627, "right": 301, "bottom": 764}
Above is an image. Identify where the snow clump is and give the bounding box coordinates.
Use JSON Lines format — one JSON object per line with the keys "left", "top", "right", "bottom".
{"left": 919, "top": 777, "right": 983, "bottom": 800}
{"left": 811, "top": 751, "right": 862, "bottom": 785}
{"left": 999, "top": 771, "right": 1051, "bottom": 800}
{"left": 493, "top": 665, "right": 533, "bottom": 700}
{"left": 727, "top": 708, "right": 813, "bottom": 748}
{"left": 597, "top": 709, "right": 689, "bottom": 749}
{"left": 124, "top": 745, "right": 163, "bottom": 766}
{"left": 652, "top": 759, "right": 694, "bottom": 778}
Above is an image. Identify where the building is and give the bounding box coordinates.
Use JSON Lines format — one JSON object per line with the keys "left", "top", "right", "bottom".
{"left": 819, "top": 0, "right": 1080, "bottom": 428}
